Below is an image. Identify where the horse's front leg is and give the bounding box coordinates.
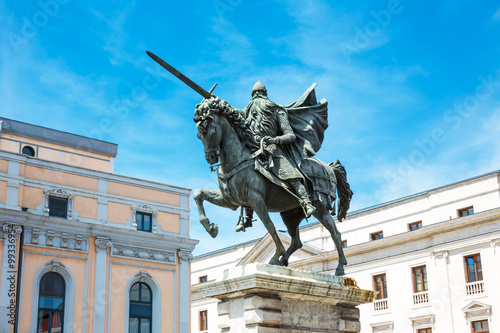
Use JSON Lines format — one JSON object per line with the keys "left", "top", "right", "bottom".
{"left": 193, "top": 189, "right": 237, "bottom": 238}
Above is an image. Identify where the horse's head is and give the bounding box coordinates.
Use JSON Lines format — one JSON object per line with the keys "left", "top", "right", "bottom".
{"left": 194, "top": 98, "right": 224, "bottom": 166}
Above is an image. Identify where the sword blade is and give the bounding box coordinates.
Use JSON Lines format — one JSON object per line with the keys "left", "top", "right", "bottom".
{"left": 146, "top": 51, "right": 211, "bottom": 99}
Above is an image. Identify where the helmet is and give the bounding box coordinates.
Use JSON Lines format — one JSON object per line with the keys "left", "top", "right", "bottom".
{"left": 251, "top": 81, "right": 267, "bottom": 97}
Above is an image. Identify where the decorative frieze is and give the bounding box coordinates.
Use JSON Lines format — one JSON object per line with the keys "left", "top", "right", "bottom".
{"left": 25, "top": 228, "right": 88, "bottom": 252}
{"left": 112, "top": 243, "right": 176, "bottom": 264}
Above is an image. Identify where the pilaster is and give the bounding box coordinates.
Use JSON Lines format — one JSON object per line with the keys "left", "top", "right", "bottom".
{"left": 178, "top": 250, "right": 193, "bottom": 333}
{"left": 93, "top": 237, "right": 111, "bottom": 333}
{"left": 0, "top": 224, "right": 22, "bottom": 331}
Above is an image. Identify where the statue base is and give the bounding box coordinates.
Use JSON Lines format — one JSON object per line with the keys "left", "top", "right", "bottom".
{"left": 197, "top": 263, "right": 376, "bottom": 332}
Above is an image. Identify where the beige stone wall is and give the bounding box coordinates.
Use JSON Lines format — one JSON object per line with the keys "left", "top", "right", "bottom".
{"left": 107, "top": 201, "right": 131, "bottom": 224}
{"left": 0, "top": 180, "right": 7, "bottom": 204}
{"left": 22, "top": 164, "right": 99, "bottom": 191}
{"left": 17, "top": 185, "right": 44, "bottom": 209}
{"left": 0, "top": 159, "right": 8, "bottom": 173}
{"left": 0, "top": 138, "right": 19, "bottom": 153}
{"left": 157, "top": 211, "right": 180, "bottom": 234}
{"left": 73, "top": 195, "right": 98, "bottom": 219}
{"left": 108, "top": 182, "right": 180, "bottom": 206}
{"left": 0, "top": 133, "right": 112, "bottom": 172}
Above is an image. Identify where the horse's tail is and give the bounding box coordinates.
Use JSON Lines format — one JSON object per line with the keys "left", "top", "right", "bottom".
{"left": 329, "top": 160, "right": 353, "bottom": 221}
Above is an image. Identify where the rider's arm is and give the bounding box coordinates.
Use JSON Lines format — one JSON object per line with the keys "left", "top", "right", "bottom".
{"left": 274, "top": 108, "right": 296, "bottom": 145}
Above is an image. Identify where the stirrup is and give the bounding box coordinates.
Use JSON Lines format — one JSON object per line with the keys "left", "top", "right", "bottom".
{"left": 300, "top": 201, "right": 316, "bottom": 219}
{"left": 236, "top": 215, "right": 254, "bottom": 232}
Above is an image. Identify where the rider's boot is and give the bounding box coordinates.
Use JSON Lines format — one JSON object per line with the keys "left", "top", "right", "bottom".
{"left": 236, "top": 207, "right": 254, "bottom": 232}
{"left": 290, "top": 180, "right": 316, "bottom": 218}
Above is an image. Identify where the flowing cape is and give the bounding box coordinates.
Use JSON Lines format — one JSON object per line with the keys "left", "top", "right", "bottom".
{"left": 281, "top": 83, "right": 328, "bottom": 159}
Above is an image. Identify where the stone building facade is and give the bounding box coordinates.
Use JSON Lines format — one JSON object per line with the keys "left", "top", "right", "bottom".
{"left": 0, "top": 117, "right": 197, "bottom": 332}
{"left": 191, "top": 170, "right": 500, "bottom": 333}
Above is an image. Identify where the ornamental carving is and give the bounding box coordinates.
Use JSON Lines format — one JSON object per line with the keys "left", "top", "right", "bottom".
{"left": 26, "top": 228, "right": 87, "bottom": 251}
{"left": 46, "top": 231, "right": 54, "bottom": 246}
{"left": 3, "top": 224, "right": 22, "bottom": 236}
{"left": 95, "top": 237, "right": 112, "bottom": 252}
{"left": 131, "top": 204, "right": 158, "bottom": 232}
{"left": 31, "top": 228, "right": 40, "bottom": 244}
{"left": 178, "top": 250, "right": 193, "bottom": 262}
{"left": 43, "top": 188, "right": 74, "bottom": 219}
{"left": 112, "top": 243, "right": 176, "bottom": 264}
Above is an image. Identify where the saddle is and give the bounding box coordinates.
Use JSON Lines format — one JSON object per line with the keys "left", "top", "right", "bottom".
{"left": 254, "top": 157, "right": 337, "bottom": 206}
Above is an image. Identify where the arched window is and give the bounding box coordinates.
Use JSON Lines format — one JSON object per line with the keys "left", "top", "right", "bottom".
{"left": 22, "top": 145, "right": 36, "bottom": 157}
{"left": 37, "top": 272, "right": 65, "bottom": 333}
{"left": 129, "top": 282, "right": 152, "bottom": 333}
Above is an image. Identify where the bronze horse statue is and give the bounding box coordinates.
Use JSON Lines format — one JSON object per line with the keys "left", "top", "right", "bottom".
{"left": 193, "top": 96, "right": 353, "bottom": 275}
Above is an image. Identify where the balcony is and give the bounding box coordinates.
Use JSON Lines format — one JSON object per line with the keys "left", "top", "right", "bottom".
{"left": 374, "top": 298, "right": 389, "bottom": 312}
{"left": 466, "top": 281, "right": 485, "bottom": 296}
{"left": 412, "top": 291, "right": 429, "bottom": 305}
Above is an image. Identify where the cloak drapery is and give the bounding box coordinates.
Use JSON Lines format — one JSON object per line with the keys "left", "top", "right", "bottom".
{"left": 281, "top": 83, "right": 328, "bottom": 159}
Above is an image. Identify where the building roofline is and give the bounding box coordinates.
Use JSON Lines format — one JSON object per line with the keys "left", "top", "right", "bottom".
{"left": 193, "top": 238, "right": 261, "bottom": 260}
{"left": 0, "top": 117, "right": 118, "bottom": 157}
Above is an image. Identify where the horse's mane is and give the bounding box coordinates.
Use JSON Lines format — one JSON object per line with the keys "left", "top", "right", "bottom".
{"left": 194, "top": 98, "right": 259, "bottom": 151}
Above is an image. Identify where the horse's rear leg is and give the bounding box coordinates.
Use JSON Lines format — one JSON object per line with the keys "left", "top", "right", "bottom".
{"left": 279, "top": 208, "right": 304, "bottom": 266}
{"left": 250, "top": 197, "right": 285, "bottom": 265}
{"left": 193, "top": 189, "right": 237, "bottom": 238}
{"left": 313, "top": 195, "right": 347, "bottom": 276}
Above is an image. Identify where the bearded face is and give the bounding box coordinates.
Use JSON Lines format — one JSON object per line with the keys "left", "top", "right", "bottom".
{"left": 245, "top": 94, "right": 280, "bottom": 138}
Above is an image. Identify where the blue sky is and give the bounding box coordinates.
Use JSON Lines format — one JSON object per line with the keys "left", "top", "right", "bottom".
{"left": 1, "top": 1, "right": 500, "bottom": 255}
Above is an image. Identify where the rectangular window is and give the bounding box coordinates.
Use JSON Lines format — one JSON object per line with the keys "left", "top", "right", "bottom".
{"left": 342, "top": 240, "right": 347, "bottom": 248}
{"left": 136, "top": 212, "right": 152, "bottom": 232}
{"left": 417, "top": 329, "right": 432, "bottom": 333}
{"left": 373, "top": 274, "right": 388, "bottom": 300}
{"left": 458, "top": 206, "right": 474, "bottom": 217}
{"left": 472, "top": 320, "right": 489, "bottom": 333}
{"left": 409, "top": 221, "right": 423, "bottom": 231}
{"left": 48, "top": 196, "right": 68, "bottom": 218}
{"left": 371, "top": 231, "right": 383, "bottom": 241}
{"left": 412, "top": 266, "right": 428, "bottom": 293}
{"left": 199, "top": 310, "right": 208, "bottom": 332}
{"left": 199, "top": 276, "right": 207, "bottom": 283}
{"left": 465, "top": 254, "right": 483, "bottom": 282}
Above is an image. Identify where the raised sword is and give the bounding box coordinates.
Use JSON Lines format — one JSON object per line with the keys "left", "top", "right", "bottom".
{"left": 146, "top": 51, "right": 217, "bottom": 98}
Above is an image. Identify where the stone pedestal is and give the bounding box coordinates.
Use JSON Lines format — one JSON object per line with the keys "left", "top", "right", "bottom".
{"left": 197, "top": 263, "right": 376, "bottom": 333}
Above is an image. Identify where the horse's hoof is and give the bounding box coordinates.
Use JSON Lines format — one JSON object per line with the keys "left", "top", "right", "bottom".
{"left": 279, "top": 257, "right": 289, "bottom": 266}
{"left": 335, "top": 267, "right": 345, "bottom": 276}
{"left": 269, "top": 258, "right": 281, "bottom": 266}
{"left": 209, "top": 224, "right": 219, "bottom": 238}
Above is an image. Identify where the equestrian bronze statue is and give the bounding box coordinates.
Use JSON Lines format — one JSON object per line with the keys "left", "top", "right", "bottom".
{"left": 147, "top": 51, "right": 353, "bottom": 275}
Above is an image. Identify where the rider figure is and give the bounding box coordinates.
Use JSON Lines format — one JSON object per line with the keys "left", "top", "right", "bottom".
{"left": 236, "top": 81, "right": 316, "bottom": 232}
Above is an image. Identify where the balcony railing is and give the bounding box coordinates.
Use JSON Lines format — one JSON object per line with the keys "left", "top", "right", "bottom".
{"left": 374, "top": 298, "right": 389, "bottom": 311}
{"left": 413, "top": 291, "right": 429, "bottom": 305}
{"left": 466, "top": 281, "right": 485, "bottom": 296}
